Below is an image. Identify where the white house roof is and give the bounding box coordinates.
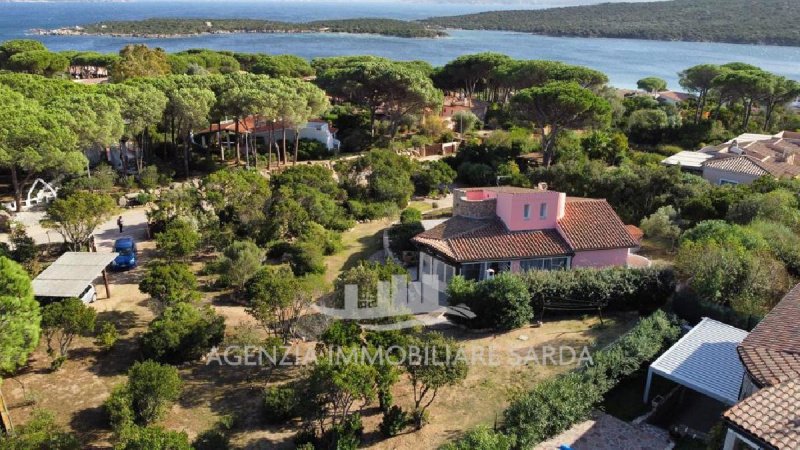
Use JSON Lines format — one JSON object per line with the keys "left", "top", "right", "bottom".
{"left": 32, "top": 252, "right": 115, "bottom": 298}
{"left": 661, "top": 151, "right": 713, "bottom": 169}
{"left": 648, "top": 318, "right": 749, "bottom": 405}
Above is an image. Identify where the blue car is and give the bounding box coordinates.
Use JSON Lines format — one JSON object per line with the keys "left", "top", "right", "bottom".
{"left": 111, "top": 237, "right": 138, "bottom": 270}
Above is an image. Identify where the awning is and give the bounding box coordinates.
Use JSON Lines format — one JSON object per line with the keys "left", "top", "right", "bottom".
{"left": 32, "top": 252, "right": 116, "bottom": 298}
{"left": 644, "top": 317, "right": 749, "bottom": 406}
{"left": 661, "top": 151, "right": 713, "bottom": 170}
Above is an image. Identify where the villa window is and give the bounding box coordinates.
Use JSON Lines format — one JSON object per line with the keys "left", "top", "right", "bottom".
{"left": 460, "top": 263, "right": 482, "bottom": 281}
{"left": 520, "top": 257, "right": 570, "bottom": 271}
{"left": 539, "top": 203, "right": 548, "bottom": 219}
{"left": 486, "top": 261, "right": 511, "bottom": 277}
{"left": 523, "top": 204, "right": 531, "bottom": 220}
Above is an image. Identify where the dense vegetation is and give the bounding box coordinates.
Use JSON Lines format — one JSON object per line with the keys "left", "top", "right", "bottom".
{"left": 424, "top": 0, "right": 800, "bottom": 46}
{"left": 1, "top": 36, "right": 800, "bottom": 449}
{"left": 75, "top": 18, "right": 446, "bottom": 38}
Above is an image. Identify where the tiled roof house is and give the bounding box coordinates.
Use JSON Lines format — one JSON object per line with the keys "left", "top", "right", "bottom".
{"left": 722, "top": 284, "right": 800, "bottom": 450}
{"left": 411, "top": 185, "right": 641, "bottom": 283}
{"left": 662, "top": 132, "right": 800, "bottom": 185}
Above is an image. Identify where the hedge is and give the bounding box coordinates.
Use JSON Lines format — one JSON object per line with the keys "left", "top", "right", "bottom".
{"left": 448, "top": 273, "right": 533, "bottom": 331}
{"left": 448, "top": 267, "right": 676, "bottom": 331}
{"left": 521, "top": 266, "right": 676, "bottom": 316}
{"left": 502, "top": 310, "right": 681, "bottom": 449}
{"left": 671, "top": 290, "right": 762, "bottom": 331}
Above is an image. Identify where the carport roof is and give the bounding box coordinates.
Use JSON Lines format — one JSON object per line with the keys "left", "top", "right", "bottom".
{"left": 32, "top": 252, "right": 116, "bottom": 298}
{"left": 647, "top": 318, "right": 749, "bottom": 405}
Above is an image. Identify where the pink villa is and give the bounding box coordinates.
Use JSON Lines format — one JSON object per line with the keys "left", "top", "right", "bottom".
{"left": 412, "top": 185, "right": 645, "bottom": 283}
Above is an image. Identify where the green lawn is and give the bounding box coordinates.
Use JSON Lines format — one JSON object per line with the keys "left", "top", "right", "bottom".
{"left": 324, "top": 218, "right": 393, "bottom": 283}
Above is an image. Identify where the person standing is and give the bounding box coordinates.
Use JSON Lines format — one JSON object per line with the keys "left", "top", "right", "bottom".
{"left": 117, "top": 216, "right": 124, "bottom": 233}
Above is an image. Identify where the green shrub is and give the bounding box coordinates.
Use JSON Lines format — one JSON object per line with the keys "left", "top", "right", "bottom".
{"left": 138, "top": 262, "right": 200, "bottom": 308}
{"left": 263, "top": 385, "right": 300, "bottom": 423}
{"left": 347, "top": 199, "right": 400, "bottom": 220}
{"left": 155, "top": 219, "right": 200, "bottom": 261}
{"left": 140, "top": 303, "right": 225, "bottom": 363}
{"left": 95, "top": 322, "right": 119, "bottom": 351}
{"left": 522, "top": 267, "right": 675, "bottom": 316}
{"left": 105, "top": 361, "right": 183, "bottom": 429}
{"left": 400, "top": 207, "right": 422, "bottom": 224}
{"left": 326, "top": 413, "right": 363, "bottom": 450}
{"left": 320, "top": 320, "right": 362, "bottom": 347}
{"left": 379, "top": 406, "right": 409, "bottom": 437}
{"left": 447, "top": 273, "right": 532, "bottom": 330}
{"left": 299, "top": 222, "right": 343, "bottom": 255}
{"left": 137, "top": 165, "right": 161, "bottom": 190}
{"left": 105, "top": 384, "right": 135, "bottom": 429}
{"left": 213, "top": 240, "right": 264, "bottom": 292}
{"left": 671, "top": 290, "right": 761, "bottom": 330}
{"left": 116, "top": 425, "right": 191, "bottom": 450}
{"left": 388, "top": 221, "right": 424, "bottom": 255}
{"left": 286, "top": 242, "right": 326, "bottom": 276}
{"left": 439, "top": 426, "right": 513, "bottom": 450}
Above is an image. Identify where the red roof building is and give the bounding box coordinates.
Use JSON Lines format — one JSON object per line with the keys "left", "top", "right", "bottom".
{"left": 412, "top": 186, "right": 642, "bottom": 283}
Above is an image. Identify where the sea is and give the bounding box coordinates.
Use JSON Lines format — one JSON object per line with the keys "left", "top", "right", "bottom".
{"left": 2, "top": 0, "right": 800, "bottom": 89}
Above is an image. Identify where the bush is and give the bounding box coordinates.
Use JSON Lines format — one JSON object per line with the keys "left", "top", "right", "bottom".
{"left": 440, "top": 426, "right": 513, "bottom": 450}
{"left": 320, "top": 320, "right": 362, "bottom": 347}
{"left": 326, "top": 413, "right": 363, "bottom": 450}
{"left": 452, "top": 110, "right": 480, "bottom": 134}
{"left": 137, "top": 165, "right": 161, "bottom": 190}
{"left": 400, "top": 207, "right": 422, "bottom": 224}
{"left": 379, "top": 406, "right": 409, "bottom": 437}
{"left": 521, "top": 267, "right": 676, "bottom": 317}
{"left": 213, "top": 240, "right": 264, "bottom": 292}
{"left": 138, "top": 262, "right": 200, "bottom": 308}
{"left": 0, "top": 408, "right": 80, "bottom": 450}
{"left": 388, "top": 221, "right": 424, "bottom": 255}
{"left": 295, "top": 139, "right": 330, "bottom": 161}
{"left": 671, "top": 290, "right": 762, "bottom": 330}
{"left": 105, "top": 361, "right": 183, "bottom": 428}
{"left": 116, "top": 425, "right": 191, "bottom": 450}
{"left": 286, "top": 242, "right": 326, "bottom": 276}
{"left": 155, "top": 219, "right": 200, "bottom": 261}
{"left": 140, "top": 303, "right": 225, "bottom": 363}
{"left": 346, "top": 199, "right": 400, "bottom": 220}
{"left": 448, "top": 273, "right": 532, "bottom": 330}
{"left": 95, "top": 322, "right": 119, "bottom": 351}
{"left": 263, "top": 385, "right": 300, "bottom": 423}
{"left": 299, "top": 222, "right": 343, "bottom": 255}
{"left": 105, "top": 384, "right": 135, "bottom": 429}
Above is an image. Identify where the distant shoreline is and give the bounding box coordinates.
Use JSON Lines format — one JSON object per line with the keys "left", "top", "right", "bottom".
{"left": 32, "top": 18, "right": 447, "bottom": 39}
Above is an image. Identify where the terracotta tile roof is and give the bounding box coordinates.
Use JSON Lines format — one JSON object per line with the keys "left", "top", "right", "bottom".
{"left": 625, "top": 225, "right": 644, "bottom": 243}
{"left": 738, "top": 284, "right": 800, "bottom": 387}
{"left": 723, "top": 379, "right": 800, "bottom": 450}
{"left": 411, "top": 216, "right": 572, "bottom": 263}
{"left": 559, "top": 199, "right": 639, "bottom": 251}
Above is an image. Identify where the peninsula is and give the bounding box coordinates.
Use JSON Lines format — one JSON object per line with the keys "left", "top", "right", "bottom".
{"left": 33, "top": 18, "right": 447, "bottom": 39}
{"left": 423, "top": 0, "right": 800, "bottom": 47}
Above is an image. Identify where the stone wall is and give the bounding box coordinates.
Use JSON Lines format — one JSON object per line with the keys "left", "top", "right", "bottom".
{"left": 453, "top": 189, "right": 497, "bottom": 219}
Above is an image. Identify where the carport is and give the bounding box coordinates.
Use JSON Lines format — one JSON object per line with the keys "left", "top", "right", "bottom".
{"left": 644, "top": 317, "right": 749, "bottom": 406}
{"left": 32, "top": 252, "right": 117, "bottom": 300}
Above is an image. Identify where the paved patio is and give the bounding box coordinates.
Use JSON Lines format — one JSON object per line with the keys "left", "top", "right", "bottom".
{"left": 534, "top": 412, "right": 674, "bottom": 450}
